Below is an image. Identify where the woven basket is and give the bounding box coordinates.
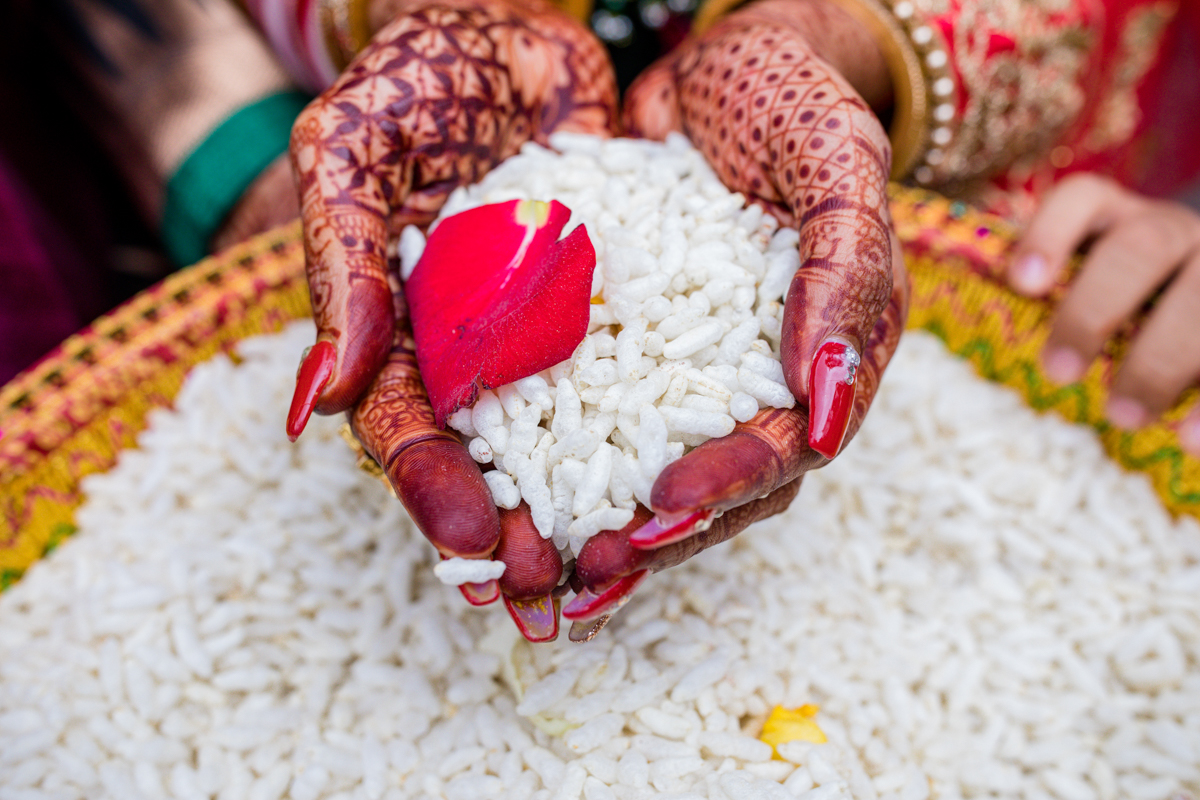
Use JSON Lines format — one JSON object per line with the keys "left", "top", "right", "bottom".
{"left": 2, "top": 187, "right": 1196, "bottom": 589}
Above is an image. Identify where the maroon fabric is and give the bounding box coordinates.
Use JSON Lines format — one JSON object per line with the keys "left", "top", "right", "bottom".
{"left": 0, "top": 81, "right": 131, "bottom": 386}
{"left": 0, "top": 148, "right": 98, "bottom": 384}
{"left": 0, "top": 10, "right": 158, "bottom": 386}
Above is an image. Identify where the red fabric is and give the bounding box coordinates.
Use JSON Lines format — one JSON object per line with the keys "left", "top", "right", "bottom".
{"left": 1133, "top": 1, "right": 1200, "bottom": 197}
{"left": 920, "top": 0, "right": 1200, "bottom": 218}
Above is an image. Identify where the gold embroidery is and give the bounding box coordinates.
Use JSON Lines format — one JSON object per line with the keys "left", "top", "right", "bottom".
{"left": 916, "top": 0, "right": 1093, "bottom": 193}
{"left": 1083, "top": 1, "right": 1177, "bottom": 153}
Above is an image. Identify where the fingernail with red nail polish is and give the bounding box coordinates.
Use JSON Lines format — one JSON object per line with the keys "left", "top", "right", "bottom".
{"left": 1042, "top": 347, "right": 1085, "bottom": 385}
{"left": 286, "top": 341, "right": 336, "bottom": 442}
{"left": 562, "top": 570, "right": 649, "bottom": 621}
{"left": 504, "top": 593, "right": 560, "bottom": 642}
{"left": 628, "top": 509, "right": 715, "bottom": 549}
{"left": 808, "top": 340, "right": 859, "bottom": 459}
{"left": 1106, "top": 397, "right": 1147, "bottom": 430}
{"left": 459, "top": 579, "right": 500, "bottom": 606}
{"left": 1013, "top": 253, "right": 1048, "bottom": 293}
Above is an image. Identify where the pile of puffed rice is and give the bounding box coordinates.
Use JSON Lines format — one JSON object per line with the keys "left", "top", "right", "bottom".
{"left": 2, "top": 321, "right": 1199, "bottom": 800}
{"left": 400, "top": 134, "right": 800, "bottom": 561}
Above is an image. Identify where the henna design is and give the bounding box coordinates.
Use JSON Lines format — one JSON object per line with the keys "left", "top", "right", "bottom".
{"left": 291, "top": 0, "right": 617, "bottom": 604}
{"left": 668, "top": 18, "right": 894, "bottom": 388}
{"left": 649, "top": 270, "right": 905, "bottom": 519}
{"left": 575, "top": 479, "right": 803, "bottom": 588}
{"left": 292, "top": 0, "right": 618, "bottom": 415}
{"left": 495, "top": 503, "right": 563, "bottom": 600}
{"left": 351, "top": 275, "right": 500, "bottom": 557}
{"left": 576, "top": 276, "right": 903, "bottom": 590}
{"left": 611, "top": 11, "right": 909, "bottom": 558}
{"left": 650, "top": 408, "right": 819, "bottom": 516}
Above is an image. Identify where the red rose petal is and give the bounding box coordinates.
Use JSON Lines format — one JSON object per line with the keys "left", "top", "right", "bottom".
{"left": 406, "top": 200, "right": 597, "bottom": 426}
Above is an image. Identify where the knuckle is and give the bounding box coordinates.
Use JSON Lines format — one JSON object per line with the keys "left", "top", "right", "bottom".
{"left": 1052, "top": 309, "right": 1109, "bottom": 351}
{"left": 1112, "top": 212, "right": 1199, "bottom": 262}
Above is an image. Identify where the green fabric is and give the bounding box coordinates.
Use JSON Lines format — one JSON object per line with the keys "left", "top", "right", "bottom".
{"left": 161, "top": 90, "right": 311, "bottom": 266}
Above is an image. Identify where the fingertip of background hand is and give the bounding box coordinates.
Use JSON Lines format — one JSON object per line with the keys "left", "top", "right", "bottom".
{"left": 1042, "top": 346, "right": 1086, "bottom": 385}
{"left": 1180, "top": 413, "right": 1200, "bottom": 457}
{"left": 1010, "top": 252, "right": 1053, "bottom": 296}
{"left": 1105, "top": 396, "right": 1149, "bottom": 430}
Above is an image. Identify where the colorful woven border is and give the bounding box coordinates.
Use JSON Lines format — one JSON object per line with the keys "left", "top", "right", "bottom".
{"left": 1, "top": 188, "right": 1197, "bottom": 591}
{"left": 0, "top": 223, "right": 310, "bottom": 586}
{"left": 891, "top": 187, "right": 1200, "bottom": 514}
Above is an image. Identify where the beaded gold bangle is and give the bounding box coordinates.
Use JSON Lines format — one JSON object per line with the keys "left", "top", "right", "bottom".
{"left": 868, "top": 0, "right": 957, "bottom": 184}
{"left": 693, "top": 0, "right": 956, "bottom": 181}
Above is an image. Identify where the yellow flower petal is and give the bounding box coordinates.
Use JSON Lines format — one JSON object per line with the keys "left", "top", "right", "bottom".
{"left": 759, "top": 704, "right": 827, "bottom": 758}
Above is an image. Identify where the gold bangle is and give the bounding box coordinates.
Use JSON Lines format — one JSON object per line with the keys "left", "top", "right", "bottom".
{"left": 321, "top": 0, "right": 373, "bottom": 71}
{"left": 693, "top": 0, "right": 750, "bottom": 33}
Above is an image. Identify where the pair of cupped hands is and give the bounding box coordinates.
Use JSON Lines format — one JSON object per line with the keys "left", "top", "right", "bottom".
{"left": 264, "top": 0, "right": 1200, "bottom": 642}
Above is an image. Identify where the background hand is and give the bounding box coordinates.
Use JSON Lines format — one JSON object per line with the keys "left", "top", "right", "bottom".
{"left": 286, "top": 0, "right": 618, "bottom": 640}
{"left": 569, "top": 0, "right": 909, "bottom": 623}
{"left": 1008, "top": 173, "right": 1200, "bottom": 456}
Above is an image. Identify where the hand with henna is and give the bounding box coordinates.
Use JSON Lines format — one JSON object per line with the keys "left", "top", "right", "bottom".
{"left": 285, "top": 0, "right": 618, "bottom": 641}
{"left": 564, "top": 0, "right": 910, "bottom": 637}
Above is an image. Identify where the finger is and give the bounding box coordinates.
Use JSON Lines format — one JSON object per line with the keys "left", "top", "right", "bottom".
{"left": 1042, "top": 205, "right": 1200, "bottom": 388}
{"left": 1106, "top": 249, "right": 1200, "bottom": 425}
{"left": 287, "top": 5, "right": 620, "bottom": 439}
{"left": 670, "top": 21, "right": 896, "bottom": 460}
{"left": 1180, "top": 407, "right": 1200, "bottom": 457}
{"left": 495, "top": 503, "right": 565, "bottom": 642}
{"left": 1041, "top": 200, "right": 1200, "bottom": 388}
{"left": 350, "top": 282, "right": 499, "bottom": 561}
{"left": 495, "top": 503, "right": 564, "bottom": 599}
{"left": 287, "top": 97, "right": 395, "bottom": 438}
{"left": 566, "top": 479, "right": 802, "bottom": 621}
{"left": 522, "top": 5, "right": 621, "bottom": 139}
{"left": 622, "top": 57, "right": 683, "bottom": 140}
{"left": 1008, "top": 173, "right": 1144, "bottom": 297}
{"left": 642, "top": 237, "right": 907, "bottom": 543}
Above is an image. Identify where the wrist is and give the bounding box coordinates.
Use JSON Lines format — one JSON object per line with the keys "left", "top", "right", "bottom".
{"left": 732, "top": 0, "right": 893, "bottom": 111}
{"left": 697, "top": 0, "right": 951, "bottom": 180}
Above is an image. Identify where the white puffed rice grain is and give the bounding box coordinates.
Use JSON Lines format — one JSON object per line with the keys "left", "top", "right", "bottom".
{"left": 440, "top": 136, "right": 797, "bottom": 557}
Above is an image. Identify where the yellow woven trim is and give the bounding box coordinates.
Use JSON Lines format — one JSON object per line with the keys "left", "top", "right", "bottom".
{"left": 0, "top": 221, "right": 310, "bottom": 585}
{"left": 693, "top": 0, "right": 925, "bottom": 180}
{"left": 891, "top": 184, "right": 1200, "bottom": 519}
